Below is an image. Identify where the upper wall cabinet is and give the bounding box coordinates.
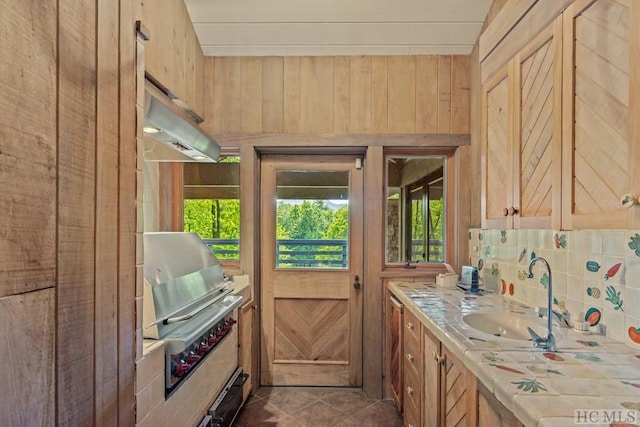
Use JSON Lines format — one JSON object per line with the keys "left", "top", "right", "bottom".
{"left": 482, "top": 0, "right": 639, "bottom": 230}
{"left": 481, "top": 63, "right": 513, "bottom": 229}
{"left": 481, "top": 20, "right": 562, "bottom": 230}
{"left": 141, "top": 0, "right": 204, "bottom": 117}
{"left": 561, "top": 0, "right": 638, "bottom": 229}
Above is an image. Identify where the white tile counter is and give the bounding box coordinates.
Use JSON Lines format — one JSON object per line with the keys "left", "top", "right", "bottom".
{"left": 389, "top": 282, "right": 640, "bottom": 427}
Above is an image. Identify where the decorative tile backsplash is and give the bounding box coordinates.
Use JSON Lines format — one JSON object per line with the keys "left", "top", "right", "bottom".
{"left": 468, "top": 228, "right": 640, "bottom": 349}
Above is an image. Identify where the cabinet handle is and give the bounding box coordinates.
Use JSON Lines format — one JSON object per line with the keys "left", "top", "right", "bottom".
{"left": 406, "top": 353, "right": 414, "bottom": 363}
{"left": 432, "top": 350, "right": 444, "bottom": 364}
{"left": 508, "top": 207, "right": 519, "bottom": 216}
{"left": 502, "top": 207, "right": 509, "bottom": 217}
{"left": 406, "top": 321, "right": 414, "bottom": 331}
{"left": 407, "top": 386, "right": 414, "bottom": 396}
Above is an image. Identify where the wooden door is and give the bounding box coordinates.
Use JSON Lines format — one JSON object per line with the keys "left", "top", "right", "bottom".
{"left": 482, "top": 63, "right": 514, "bottom": 229}
{"left": 561, "top": 0, "right": 638, "bottom": 229}
{"left": 512, "top": 18, "right": 563, "bottom": 229}
{"left": 260, "top": 155, "right": 363, "bottom": 386}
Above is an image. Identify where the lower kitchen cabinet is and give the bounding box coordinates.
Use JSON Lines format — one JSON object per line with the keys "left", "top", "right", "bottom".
{"left": 477, "top": 382, "right": 524, "bottom": 427}
{"left": 403, "top": 309, "right": 423, "bottom": 427}
{"left": 238, "top": 299, "right": 254, "bottom": 401}
{"left": 387, "top": 292, "right": 404, "bottom": 411}
{"left": 423, "top": 329, "right": 441, "bottom": 427}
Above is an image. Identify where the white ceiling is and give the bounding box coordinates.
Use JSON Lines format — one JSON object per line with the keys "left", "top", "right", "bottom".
{"left": 184, "top": 0, "right": 493, "bottom": 57}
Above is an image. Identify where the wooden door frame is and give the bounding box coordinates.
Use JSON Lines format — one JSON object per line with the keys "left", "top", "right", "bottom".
{"left": 258, "top": 153, "right": 364, "bottom": 386}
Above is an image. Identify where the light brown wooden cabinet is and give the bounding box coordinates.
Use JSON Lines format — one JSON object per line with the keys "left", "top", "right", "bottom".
{"left": 482, "top": 0, "right": 639, "bottom": 231}
{"left": 560, "top": 0, "right": 638, "bottom": 230}
{"left": 481, "top": 18, "right": 562, "bottom": 230}
{"left": 477, "top": 382, "right": 524, "bottom": 427}
{"left": 238, "top": 299, "right": 254, "bottom": 401}
{"left": 403, "top": 309, "right": 423, "bottom": 427}
{"left": 422, "top": 330, "right": 477, "bottom": 427}
{"left": 387, "top": 293, "right": 404, "bottom": 412}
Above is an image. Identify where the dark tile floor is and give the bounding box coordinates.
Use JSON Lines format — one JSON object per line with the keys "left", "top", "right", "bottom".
{"left": 234, "top": 388, "right": 403, "bottom": 427}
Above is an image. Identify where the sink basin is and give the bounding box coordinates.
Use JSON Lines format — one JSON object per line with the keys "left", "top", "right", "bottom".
{"left": 462, "top": 312, "right": 549, "bottom": 341}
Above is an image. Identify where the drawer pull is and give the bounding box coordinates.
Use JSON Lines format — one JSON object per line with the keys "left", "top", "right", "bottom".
{"left": 406, "top": 353, "right": 414, "bottom": 363}
{"left": 407, "top": 321, "right": 414, "bottom": 331}
{"left": 432, "top": 351, "right": 445, "bottom": 364}
{"left": 407, "top": 386, "right": 414, "bottom": 396}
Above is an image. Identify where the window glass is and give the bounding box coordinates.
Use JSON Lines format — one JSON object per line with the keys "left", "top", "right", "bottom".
{"left": 275, "top": 170, "right": 349, "bottom": 269}
{"left": 183, "top": 156, "right": 240, "bottom": 262}
{"left": 386, "top": 155, "right": 445, "bottom": 264}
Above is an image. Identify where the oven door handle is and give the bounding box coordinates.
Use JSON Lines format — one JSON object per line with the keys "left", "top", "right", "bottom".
{"left": 163, "top": 287, "right": 234, "bottom": 325}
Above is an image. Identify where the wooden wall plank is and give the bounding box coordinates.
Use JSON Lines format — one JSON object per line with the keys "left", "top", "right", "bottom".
{"left": 213, "top": 57, "right": 242, "bottom": 133}
{"left": 284, "top": 57, "right": 301, "bottom": 133}
{"left": 371, "top": 57, "right": 389, "bottom": 133}
{"left": 451, "top": 55, "right": 471, "bottom": 134}
{"left": 363, "top": 146, "right": 384, "bottom": 398}
{"left": 57, "top": 0, "right": 97, "bottom": 424}
{"left": 194, "top": 39, "right": 204, "bottom": 117}
{"left": 437, "top": 56, "right": 453, "bottom": 133}
{"left": 95, "top": 0, "right": 120, "bottom": 424}
{"left": 349, "top": 56, "right": 373, "bottom": 133}
{"left": 0, "top": 290, "right": 55, "bottom": 426}
{"left": 242, "top": 57, "right": 263, "bottom": 134}
{"left": 263, "top": 57, "right": 284, "bottom": 133}
{"left": 0, "top": 0, "right": 57, "bottom": 298}
{"left": 183, "top": 6, "right": 197, "bottom": 113}
{"left": 299, "top": 57, "right": 334, "bottom": 134}
{"left": 202, "top": 57, "right": 215, "bottom": 135}
{"left": 416, "top": 55, "right": 438, "bottom": 133}
{"left": 333, "top": 56, "right": 350, "bottom": 133}
{"left": 479, "top": 0, "right": 538, "bottom": 61}
{"left": 388, "top": 56, "right": 416, "bottom": 133}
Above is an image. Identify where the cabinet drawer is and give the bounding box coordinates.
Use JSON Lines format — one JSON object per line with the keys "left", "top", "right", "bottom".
{"left": 403, "top": 337, "right": 421, "bottom": 378}
{"left": 403, "top": 395, "right": 420, "bottom": 427}
{"left": 403, "top": 362, "right": 422, "bottom": 414}
{"left": 404, "top": 309, "right": 421, "bottom": 344}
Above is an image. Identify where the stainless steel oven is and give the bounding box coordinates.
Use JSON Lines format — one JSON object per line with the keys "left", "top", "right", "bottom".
{"left": 143, "top": 232, "right": 244, "bottom": 396}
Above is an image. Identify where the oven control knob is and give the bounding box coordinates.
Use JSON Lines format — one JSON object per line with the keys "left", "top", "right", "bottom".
{"left": 208, "top": 335, "right": 218, "bottom": 345}
{"left": 198, "top": 342, "right": 211, "bottom": 355}
{"left": 186, "top": 352, "right": 200, "bottom": 364}
{"left": 175, "top": 362, "right": 191, "bottom": 377}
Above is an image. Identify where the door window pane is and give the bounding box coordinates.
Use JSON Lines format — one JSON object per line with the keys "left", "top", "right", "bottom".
{"left": 275, "top": 170, "right": 349, "bottom": 269}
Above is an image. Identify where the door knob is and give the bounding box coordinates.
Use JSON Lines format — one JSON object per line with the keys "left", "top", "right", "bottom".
{"left": 353, "top": 275, "right": 361, "bottom": 290}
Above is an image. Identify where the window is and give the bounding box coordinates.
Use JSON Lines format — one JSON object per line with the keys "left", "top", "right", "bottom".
{"left": 386, "top": 153, "right": 447, "bottom": 265}
{"left": 275, "top": 169, "right": 350, "bottom": 269}
{"left": 183, "top": 156, "right": 240, "bottom": 263}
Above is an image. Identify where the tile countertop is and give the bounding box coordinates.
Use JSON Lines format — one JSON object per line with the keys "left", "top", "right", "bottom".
{"left": 388, "top": 282, "right": 640, "bottom": 427}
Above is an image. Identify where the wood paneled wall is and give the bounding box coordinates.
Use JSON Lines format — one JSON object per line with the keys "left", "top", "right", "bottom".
{"left": 202, "top": 55, "right": 471, "bottom": 136}
{"left": 141, "top": 0, "right": 205, "bottom": 117}
{"left": 0, "top": 0, "right": 137, "bottom": 425}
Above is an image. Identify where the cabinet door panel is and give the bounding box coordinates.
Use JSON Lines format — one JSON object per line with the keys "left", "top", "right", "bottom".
{"left": 238, "top": 300, "right": 254, "bottom": 401}
{"left": 513, "top": 19, "right": 563, "bottom": 229}
{"left": 482, "top": 65, "right": 513, "bottom": 229}
{"left": 443, "top": 349, "right": 468, "bottom": 427}
{"left": 562, "top": 0, "right": 634, "bottom": 229}
{"left": 423, "top": 330, "right": 440, "bottom": 427}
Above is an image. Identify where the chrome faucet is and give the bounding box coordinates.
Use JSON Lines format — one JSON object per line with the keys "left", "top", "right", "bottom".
{"left": 527, "top": 257, "right": 557, "bottom": 352}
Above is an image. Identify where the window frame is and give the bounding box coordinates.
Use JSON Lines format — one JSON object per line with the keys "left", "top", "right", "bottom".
{"left": 383, "top": 148, "right": 455, "bottom": 270}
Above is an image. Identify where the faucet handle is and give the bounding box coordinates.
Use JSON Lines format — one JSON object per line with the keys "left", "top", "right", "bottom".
{"left": 527, "top": 326, "right": 542, "bottom": 342}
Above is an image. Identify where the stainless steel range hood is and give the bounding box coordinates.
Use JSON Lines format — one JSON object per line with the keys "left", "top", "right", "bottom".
{"left": 143, "top": 81, "right": 220, "bottom": 162}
